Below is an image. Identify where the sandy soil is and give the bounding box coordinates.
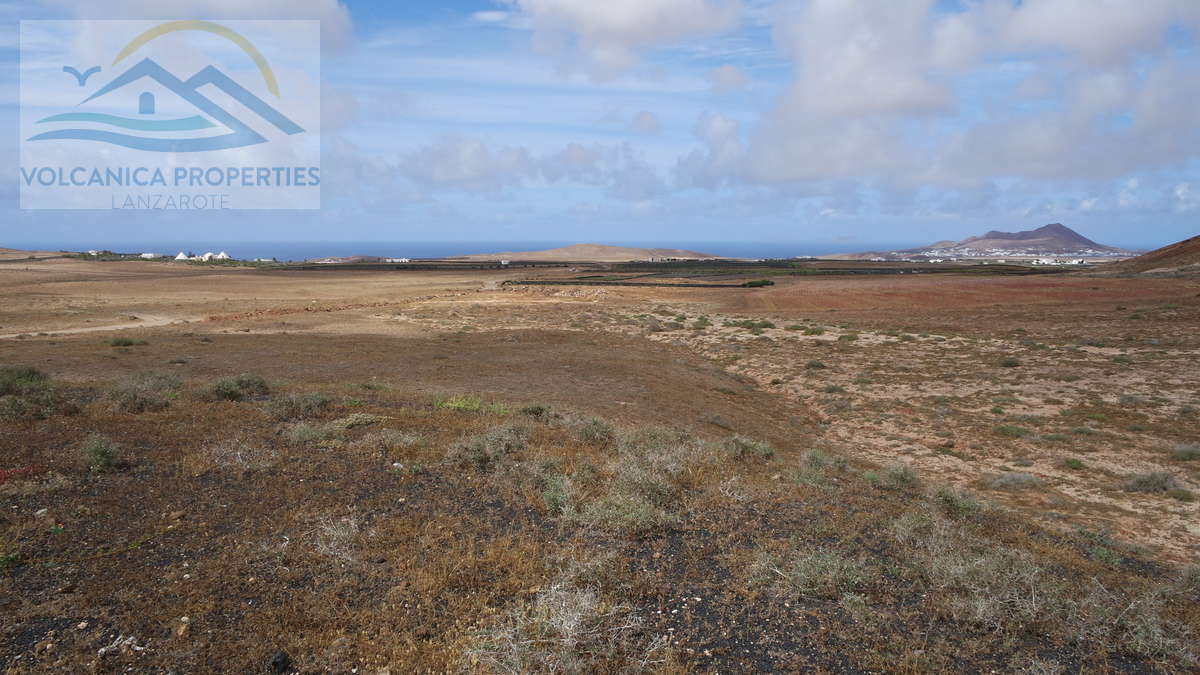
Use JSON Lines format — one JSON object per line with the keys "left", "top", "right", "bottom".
{"left": 2, "top": 259, "right": 1198, "bottom": 562}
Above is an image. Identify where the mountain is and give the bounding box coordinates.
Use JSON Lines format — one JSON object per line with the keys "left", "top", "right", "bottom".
{"left": 921, "top": 223, "right": 1124, "bottom": 254}
{"left": 452, "top": 243, "right": 724, "bottom": 263}
{"left": 1105, "top": 234, "right": 1200, "bottom": 275}
{"left": 829, "top": 224, "right": 1132, "bottom": 259}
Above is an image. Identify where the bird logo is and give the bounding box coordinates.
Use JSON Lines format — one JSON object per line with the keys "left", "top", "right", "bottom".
{"left": 62, "top": 65, "right": 101, "bottom": 86}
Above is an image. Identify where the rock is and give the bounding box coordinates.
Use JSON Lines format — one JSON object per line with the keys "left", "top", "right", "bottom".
{"left": 168, "top": 511, "right": 186, "bottom": 521}
{"left": 269, "top": 649, "right": 292, "bottom": 674}
{"left": 35, "top": 508, "right": 49, "bottom": 517}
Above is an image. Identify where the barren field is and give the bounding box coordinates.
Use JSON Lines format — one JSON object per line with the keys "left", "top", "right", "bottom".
{"left": 2, "top": 257, "right": 1198, "bottom": 672}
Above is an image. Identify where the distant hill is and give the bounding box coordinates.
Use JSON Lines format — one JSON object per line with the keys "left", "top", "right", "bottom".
{"left": 1105, "top": 234, "right": 1200, "bottom": 276}
{"left": 453, "top": 243, "right": 724, "bottom": 263}
{"left": 919, "top": 223, "right": 1126, "bottom": 254}
{"left": 829, "top": 224, "right": 1132, "bottom": 259}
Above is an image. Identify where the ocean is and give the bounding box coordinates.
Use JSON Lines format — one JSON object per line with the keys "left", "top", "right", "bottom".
{"left": 11, "top": 241, "right": 918, "bottom": 262}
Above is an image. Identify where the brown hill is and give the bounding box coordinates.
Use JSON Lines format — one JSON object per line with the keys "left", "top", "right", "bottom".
{"left": 1107, "top": 234, "right": 1200, "bottom": 275}
{"left": 453, "top": 243, "right": 723, "bottom": 262}
{"left": 916, "top": 223, "right": 1127, "bottom": 254}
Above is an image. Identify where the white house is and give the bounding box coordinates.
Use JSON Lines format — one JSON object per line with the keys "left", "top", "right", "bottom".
{"left": 139, "top": 253, "right": 160, "bottom": 259}
{"left": 215, "top": 251, "right": 231, "bottom": 260}
{"left": 386, "top": 257, "right": 411, "bottom": 263}
{"left": 174, "top": 252, "right": 188, "bottom": 261}
{"left": 200, "top": 252, "right": 215, "bottom": 261}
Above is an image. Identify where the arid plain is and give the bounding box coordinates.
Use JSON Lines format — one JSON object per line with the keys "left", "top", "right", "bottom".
{"left": 2, "top": 253, "right": 1198, "bottom": 672}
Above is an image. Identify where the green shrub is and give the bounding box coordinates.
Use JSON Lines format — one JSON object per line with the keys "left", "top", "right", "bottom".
{"left": 447, "top": 423, "right": 530, "bottom": 471}
{"left": 805, "top": 359, "right": 826, "bottom": 370}
{"left": 284, "top": 422, "right": 342, "bottom": 444}
{"left": 80, "top": 433, "right": 122, "bottom": 472}
{"left": 208, "top": 373, "right": 270, "bottom": 401}
{"left": 931, "top": 486, "right": 981, "bottom": 519}
{"left": 753, "top": 547, "right": 876, "bottom": 599}
{"left": 580, "top": 492, "right": 679, "bottom": 534}
{"left": 329, "top": 413, "right": 384, "bottom": 430}
{"left": 541, "top": 473, "right": 576, "bottom": 516}
{"left": 999, "top": 357, "right": 1020, "bottom": 368}
{"left": 0, "top": 366, "right": 47, "bottom": 395}
{"left": 1122, "top": 471, "right": 1181, "bottom": 493}
{"left": 435, "top": 394, "right": 484, "bottom": 412}
{"left": 576, "top": 418, "right": 615, "bottom": 445}
{"left": 109, "top": 371, "right": 180, "bottom": 413}
{"left": 0, "top": 367, "right": 78, "bottom": 421}
{"left": 1061, "top": 457, "right": 1085, "bottom": 470}
{"left": 986, "top": 472, "right": 1044, "bottom": 490}
{"left": 881, "top": 463, "right": 919, "bottom": 490}
{"left": 1171, "top": 443, "right": 1200, "bottom": 461}
{"left": 742, "top": 279, "right": 774, "bottom": 288}
{"left": 995, "top": 424, "right": 1032, "bottom": 438}
{"left": 352, "top": 429, "right": 419, "bottom": 454}
{"left": 109, "top": 337, "right": 147, "bottom": 347}
{"left": 576, "top": 428, "right": 692, "bottom": 535}
{"left": 724, "top": 435, "right": 775, "bottom": 459}
{"left": 269, "top": 392, "right": 330, "bottom": 420}
{"left": 464, "top": 582, "right": 665, "bottom": 672}
{"left": 803, "top": 327, "right": 825, "bottom": 336}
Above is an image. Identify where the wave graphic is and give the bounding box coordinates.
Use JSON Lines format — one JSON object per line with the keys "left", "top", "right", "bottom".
{"left": 36, "top": 112, "right": 216, "bottom": 132}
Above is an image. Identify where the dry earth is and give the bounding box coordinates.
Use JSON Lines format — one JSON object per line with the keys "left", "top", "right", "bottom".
{"left": 2, "top": 257, "right": 1198, "bottom": 672}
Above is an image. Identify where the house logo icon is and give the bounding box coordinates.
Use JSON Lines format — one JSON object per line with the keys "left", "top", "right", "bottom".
{"left": 27, "top": 20, "right": 304, "bottom": 153}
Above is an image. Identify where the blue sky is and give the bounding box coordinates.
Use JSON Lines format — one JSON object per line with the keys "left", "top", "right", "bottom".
{"left": 3, "top": 0, "right": 1200, "bottom": 250}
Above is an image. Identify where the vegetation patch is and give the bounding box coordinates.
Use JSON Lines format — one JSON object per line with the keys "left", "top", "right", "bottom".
{"left": 269, "top": 392, "right": 330, "bottom": 420}
{"left": 0, "top": 366, "right": 79, "bottom": 421}
{"left": 1122, "top": 471, "right": 1182, "bottom": 493}
{"left": 724, "top": 435, "right": 775, "bottom": 459}
{"left": 986, "top": 472, "right": 1044, "bottom": 491}
{"left": 80, "top": 434, "right": 124, "bottom": 472}
{"left": 207, "top": 374, "right": 270, "bottom": 401}
{"left": 109, "top": 371, "right": 180, "bottom": 413}
{"left": 446, "top": 423, "right": 530, "bottom": 472}
{"left": 464, "top": 582, "right": 667, "bottom": 672}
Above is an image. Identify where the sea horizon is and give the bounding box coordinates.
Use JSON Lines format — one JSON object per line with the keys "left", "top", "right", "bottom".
{"left": 5, "top": 241, "right": 930, "bottom": 262}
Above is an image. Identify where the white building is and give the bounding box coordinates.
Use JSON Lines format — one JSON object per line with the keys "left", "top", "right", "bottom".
{"left": 175, "top": 252, "right": 188, "bottom": 261}
{"left": 386, "top": 257, "right": 411, "bottom": 263}
{"left": 215, "top": 251, "right": 231, "bottom": 260}
{"left": 139, "top": 253, "right": 160, "bottom": 259}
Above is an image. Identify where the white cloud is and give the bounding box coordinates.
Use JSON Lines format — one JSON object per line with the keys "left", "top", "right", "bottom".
{"left": 472, "top": 11, "right": 511, "bottom": 24}
{"left": 706, "top": 64, "right": 750, "bottom": 92}
{"left": 399, "top": 137, "right": 536, "bottom": 193}
{"left": 676, "top": 112, "right": 742, "bottom": 189}
{"left": 1173, "top": 183, "right": 1198, "bottom": 212}
{"left": 736, "top": 0, "right": 1200, "bottom": 188}
{"left": 629, "top": 110, "right": 661, "bottom": 135}
{"left": 501, "top": 0, "right": 741, "bottom": 80}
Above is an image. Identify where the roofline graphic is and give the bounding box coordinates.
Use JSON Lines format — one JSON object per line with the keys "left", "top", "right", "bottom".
{"left": 29, "top": 58, "right": 304, "bottom": 153}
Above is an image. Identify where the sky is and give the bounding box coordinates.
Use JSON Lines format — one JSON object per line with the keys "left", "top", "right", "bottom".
{"left": 2, "top": 0, "right": 1200, "bottom": 250}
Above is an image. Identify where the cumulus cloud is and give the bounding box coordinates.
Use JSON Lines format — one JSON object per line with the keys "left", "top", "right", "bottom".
{"left": 500, "top": 0, "right": 740, "bottom": 79}
{"left": 676, "top": 112, "right": 743, "bottom": 190}
{"left": 394, "top": 138, "right": 668, "bottom": 202}
{"left": 706, "top": 64, "right": 750, "bottom": 92}
{"left": 398, "top": 137, "right": 536, "bottom": 193}
{"left": 629, "top": 110, "right": 661, "bottom": 135}
{"left": 738, "top": 0, "right": 1200, "bottom": 190}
